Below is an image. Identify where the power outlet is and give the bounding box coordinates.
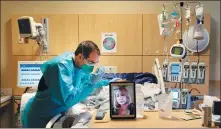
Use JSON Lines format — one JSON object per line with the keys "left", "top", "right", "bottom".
{"left": 18, "top": 36, "right": 29, "bottom": 44}
{"left": 18, "top": 37, "right": 25, "bottom": 44}
{"left": 104, "top": 66, "right": 117, "bottom": 73}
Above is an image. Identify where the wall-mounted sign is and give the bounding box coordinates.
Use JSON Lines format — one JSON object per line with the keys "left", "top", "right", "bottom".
{"left": 101, "top": 32, "right": 117, "bottom": 53}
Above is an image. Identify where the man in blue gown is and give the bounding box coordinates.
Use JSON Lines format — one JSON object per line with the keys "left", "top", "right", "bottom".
{"left": 21, "top": 40, "right": 115, "bottom": 128}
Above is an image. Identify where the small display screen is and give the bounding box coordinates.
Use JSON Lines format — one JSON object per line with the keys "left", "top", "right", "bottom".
{"left": 171, "top": 65, "right": 180, "bottom": 74}
{"left": 110, "top": 82, "right": 136, "bottom": 119}
{"left": 172, "top": 92, "right": 179, "bottom": 100}
{"left": 18, "top": 19, "right": 31, "bottom": 34}
{"left": 174, "top": 47, "right": 182, "bottom": 55}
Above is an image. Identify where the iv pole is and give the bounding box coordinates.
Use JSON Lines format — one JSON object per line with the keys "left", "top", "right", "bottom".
{"left": 179, "top": 2, "right": 184, "bottom": 89}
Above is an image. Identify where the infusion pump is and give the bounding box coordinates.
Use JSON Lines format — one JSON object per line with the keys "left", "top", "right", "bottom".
{"left": 171, "top": 88, "right": 191, "bottom": 109}
{"left": 197, "top": 62, "right": 206, "bottom": 84}
{"left": 168, "top": 62, "right": 182, "bottom": 82}
{"left": 182, "top": 62, "right": 190, "bottom": 83}
{"left": 189, "top": 62, "right": 198, "bottom": 84}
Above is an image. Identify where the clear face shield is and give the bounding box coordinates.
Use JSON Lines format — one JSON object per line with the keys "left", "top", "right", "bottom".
{"left": 85, "top": 60, "right": 104, "bottom": 74}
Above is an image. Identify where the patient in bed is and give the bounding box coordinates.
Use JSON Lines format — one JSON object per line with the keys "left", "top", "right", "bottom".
{"left": 112, "top": 87, "right": 135, "bottom": 115}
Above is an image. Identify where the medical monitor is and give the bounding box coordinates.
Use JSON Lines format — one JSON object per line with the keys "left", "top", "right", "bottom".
{"left": 18, "top": 18, "right": 32, "bottom": 35}
{"left": 18, "top": 16, "right": 42, "bottom": 38}
{"left": 109, "top": 82, "right": 136, "bottom": 119}
{"left": 17, "top": 61, "right": 45, "bottom": 88}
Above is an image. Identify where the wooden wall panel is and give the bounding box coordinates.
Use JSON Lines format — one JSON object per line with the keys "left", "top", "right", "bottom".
{"left": 11, "top": 14, "right": 79, "bottom": 56}
{"left": 143, "top": 56, "right": 210, "bottom": 95}
{"left": 143, "top": 14, "right": 211, "bottom": 56}
{"left": 143, "top": 14, "right": 166, "bottom": 55}
{"left": 79, "top": 14, "right": 142, "bottom": 55}
{"left": 99, "top": 56, "right": 142, "bottom": 73}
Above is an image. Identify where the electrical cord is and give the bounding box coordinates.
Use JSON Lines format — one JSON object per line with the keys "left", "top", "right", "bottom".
{"left": 31, "top": 38, "right": 38, "bottom": 56}
{"left": 178, "top": 58, "right": 184, "bottom": 89}
{"left": 31, "top": 26, "right": 44, "bottom": 56}
{"left": 195, "top": 40, "right": 200, "bottom": 84}
{"left": 23, "top": 87, "right": 31, "bottom": 94}
{"left": 36, "top": 28, "right": 43, "bottom": 60}
{"left": 14, "top": 99, "right": 19, "bottom": 105}
{"left": 37, "top": 26, "right": 47, "bottom": 61}
{"left": 174, "top": 83, "right": 177, "bottom": 88}
{"left": 189, "top": 88, "right": 200, "bottom": 94}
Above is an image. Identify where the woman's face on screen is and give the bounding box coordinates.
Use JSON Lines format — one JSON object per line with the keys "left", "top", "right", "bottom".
{"left": 116, "top": 91, "right": 127, "bottom": 105}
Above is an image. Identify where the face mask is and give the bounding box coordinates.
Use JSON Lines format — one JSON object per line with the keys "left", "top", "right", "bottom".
{"left": 81, "top": 64, "right": 94, "bottom": 74}
{"left": 80, "top": 43, "right": 96, "bottom": 73}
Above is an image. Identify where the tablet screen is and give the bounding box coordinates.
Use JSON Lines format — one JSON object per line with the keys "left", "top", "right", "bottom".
{"left": 110, "top": 82, "right": 136, "bottom": 119}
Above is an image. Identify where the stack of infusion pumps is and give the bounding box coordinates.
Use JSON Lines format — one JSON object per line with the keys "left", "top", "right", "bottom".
{"left": 162, "top": 61, "right": 206, "bottom": 84}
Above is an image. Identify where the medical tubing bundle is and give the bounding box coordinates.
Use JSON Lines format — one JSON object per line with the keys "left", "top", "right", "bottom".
{"left": 34, "top": 23, "right": 48, "bottom": 61}
{"left": 195, "top": 40, "right": 200, "bottom": 84}
{"left": 180, "top": 2, "right": 184, "bottom": 40}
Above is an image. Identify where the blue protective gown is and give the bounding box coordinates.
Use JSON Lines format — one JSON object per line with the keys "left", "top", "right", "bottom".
{"left": 21, "top": 52, "right": 110, "bottom": 128}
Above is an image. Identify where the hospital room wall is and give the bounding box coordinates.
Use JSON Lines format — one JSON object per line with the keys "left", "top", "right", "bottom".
{"left": 8, "top": 13, "right": 211, "bottom": 96}
{"left": 1, "top": 1, "right": 220, "bottom": 97}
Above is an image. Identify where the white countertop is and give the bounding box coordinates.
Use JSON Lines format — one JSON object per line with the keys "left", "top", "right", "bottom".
{"left": 1, "top": 88, "right": 12, "bottom": 104}
{"left": 1, "top": 95, "right": 12, "bottom": 104}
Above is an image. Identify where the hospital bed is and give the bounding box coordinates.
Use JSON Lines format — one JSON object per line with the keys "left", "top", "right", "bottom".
{"left": 20, "top": 58, "right": 165, "bottom": 128}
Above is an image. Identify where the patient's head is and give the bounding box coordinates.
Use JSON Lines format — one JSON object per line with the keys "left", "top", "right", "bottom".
{"left": 114, "top": 87, "right": 131, "bottom": 108}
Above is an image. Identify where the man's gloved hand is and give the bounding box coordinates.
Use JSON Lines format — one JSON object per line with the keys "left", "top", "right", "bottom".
{"left": 110, "top": 78, "right": 128, "bottom": 82}
{"left": 95, "top": 66, "right": 105, "bottom": 76}
{"left": 110, "top": 78, "right": 122, "bottom": 82}
{"left": 91, "top": 66, "right": 105, "bottom": 84}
